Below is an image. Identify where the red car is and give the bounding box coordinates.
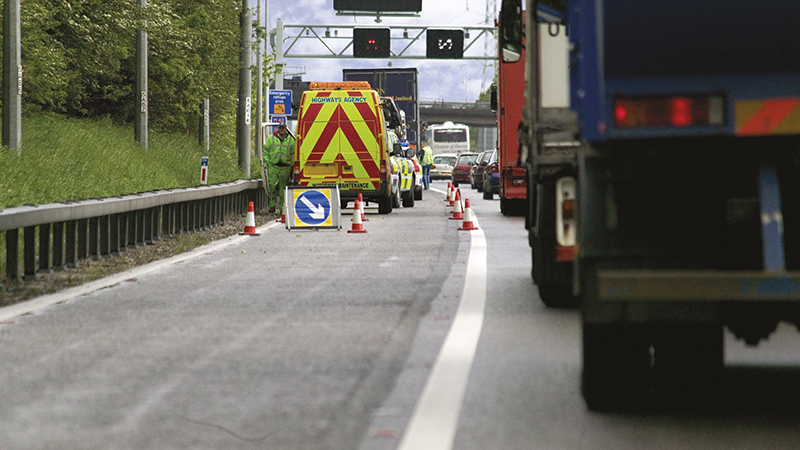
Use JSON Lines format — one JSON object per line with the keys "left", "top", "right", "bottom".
{"left": 451, "top": 152, "right": 479, "bottom": 187}
{"left": 470, "top": 150, "right": 493, "bottom": 191}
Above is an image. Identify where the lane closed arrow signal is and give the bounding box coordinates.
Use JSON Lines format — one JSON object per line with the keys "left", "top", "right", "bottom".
{"left": 301, "top": 195, "right": 326, "bottom": 219}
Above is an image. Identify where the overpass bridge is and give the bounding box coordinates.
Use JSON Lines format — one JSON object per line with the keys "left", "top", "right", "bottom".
{"left": 419, "top": 100, "right": 497, "bottom": 128}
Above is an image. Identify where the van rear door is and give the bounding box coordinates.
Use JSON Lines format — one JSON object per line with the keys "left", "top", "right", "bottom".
{"left": 297, "top": 90, "right": 384, "bottom": 191}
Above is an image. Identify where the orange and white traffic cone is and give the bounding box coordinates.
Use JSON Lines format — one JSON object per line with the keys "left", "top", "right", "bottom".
{"left": 448, "top": 184, "right": 456, "bottom": 207}
{"left": 358, "top": 193, "right": 369, "bottom": 221}
{"left": 278, "top": 202, "right": 286, "bottom": 224}
{"left": 450, "top": 189, "right": 464, "bottom": 220}
{"left": 348, "top": 199, "right": 367, "bottom": 233}
{"left": 459, "top": 198, "right": 479, "bottom": 230}
{"left": 239, "top": 201, "right": 260, "bottom": 236}
{"left": 445, "top": 182, "right": 452, "bottom": 204}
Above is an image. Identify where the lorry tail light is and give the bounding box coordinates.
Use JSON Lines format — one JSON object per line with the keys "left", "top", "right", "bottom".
{"left": 380, "top": 160, "right": 387, "bottom": 174}
{"left": 671, "top": 97, "right": 692, "bottom": 126}
{"left": 556, "top": 177, "right": 577, "bottom": 248}
{"left": 613, "top": 95, "right": 724, "bottom": 128}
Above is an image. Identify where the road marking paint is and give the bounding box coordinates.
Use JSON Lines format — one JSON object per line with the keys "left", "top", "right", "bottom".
{"left": 397, "top": 217, "right": 486, "bottom": 450}
{"left": 0, "top": 220, "right": 283, "bottom": 322}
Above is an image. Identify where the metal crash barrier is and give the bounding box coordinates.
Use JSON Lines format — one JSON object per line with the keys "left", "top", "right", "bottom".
{"left": 1, "top": 180, "right": 266, "bottom": 284}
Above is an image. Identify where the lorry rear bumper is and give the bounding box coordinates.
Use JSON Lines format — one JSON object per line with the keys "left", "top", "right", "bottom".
{"left": 599, "top": 269, "right": 800, "bottom": 301}
{"left": 501, "top": 184, "right": 526, "bottom": 199}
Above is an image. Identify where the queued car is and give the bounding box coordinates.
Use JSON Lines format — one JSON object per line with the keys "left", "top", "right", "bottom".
{"left": 429, "top": 153, "right": 457, "bottom": 180}
{"left": 482, "top": 149, "right": 500, "bottom": 199}
{"left": 451, "top": 152, "right": 479, "bottom": 187}
{"left": 471, "top": 150, "right": 493, "bottom": 191}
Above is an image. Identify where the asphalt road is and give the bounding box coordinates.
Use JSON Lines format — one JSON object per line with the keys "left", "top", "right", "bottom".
{"left": 2, "top": 180, "right": 800, "bottom": 450}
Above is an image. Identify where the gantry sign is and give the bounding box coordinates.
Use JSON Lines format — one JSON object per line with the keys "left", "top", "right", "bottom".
{"left": 279, "top": 24, "right": 497, "bottom": 61}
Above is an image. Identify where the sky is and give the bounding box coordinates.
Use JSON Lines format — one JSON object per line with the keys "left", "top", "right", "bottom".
{"left": 259, "top": 0, "right": 499, "bottom": 103}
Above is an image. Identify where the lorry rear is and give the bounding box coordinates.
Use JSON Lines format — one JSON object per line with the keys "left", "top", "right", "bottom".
{"left": 293, "top": 82, "right": 394, "bottom": 214}
{"left": 495, "top": 20, "right": 527, "bottom": 217}
{"left": 561, "top": 0, "right": 800, "bottom": 409}
{"left": 500, "top": 2, "right": 578, "bottom": 308}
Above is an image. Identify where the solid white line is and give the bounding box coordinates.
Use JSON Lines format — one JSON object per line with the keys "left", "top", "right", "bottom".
{"left": 397, "top": 216, "right": 487, "bottom": 450}
{"left": 0, "top": 220, "right": 283, "bottom": 322}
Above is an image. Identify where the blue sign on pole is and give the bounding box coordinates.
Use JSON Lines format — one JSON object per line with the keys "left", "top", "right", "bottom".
{"left": 294, "top": 190, "right": 331, "bottom": 226}
{"left": 269, "top": 90, "right": 293, "bottom": 116}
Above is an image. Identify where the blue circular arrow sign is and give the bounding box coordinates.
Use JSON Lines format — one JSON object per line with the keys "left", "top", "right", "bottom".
{"left": 295, "top": 190, "right": 331, "bottom": 226}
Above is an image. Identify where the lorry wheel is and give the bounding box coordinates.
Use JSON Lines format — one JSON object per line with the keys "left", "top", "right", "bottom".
{"left": 582, "top": 323, "right": 651, "bottom": 412}
{"left": 531, "top": 182, "right": 574, "bottom": 307}
{"left": 483, "top": 190, "right": 493, "bottom": 200}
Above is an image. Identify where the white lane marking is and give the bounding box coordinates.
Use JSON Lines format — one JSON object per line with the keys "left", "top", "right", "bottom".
{"left": 397, "top": 217, "right": 487, "bottom": 450}
{"left": 0, "top": 220, "right": 283, "bottom": 322}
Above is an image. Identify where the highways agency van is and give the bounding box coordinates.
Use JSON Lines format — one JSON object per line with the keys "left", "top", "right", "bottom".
{"left": 293, "top": 81, "right": 395, "bottom": 214}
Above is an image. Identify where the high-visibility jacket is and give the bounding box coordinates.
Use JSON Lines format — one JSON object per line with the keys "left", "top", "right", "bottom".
{"left": 264, "top": 135, "right": 295, "bottom": 166}
{"left": 422, "top": 145, "right": 434, "bottom": 165}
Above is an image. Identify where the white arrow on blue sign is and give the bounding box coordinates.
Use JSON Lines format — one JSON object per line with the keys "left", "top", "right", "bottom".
{"left": 295, "top": 190, "right": 330, "bottom": 226}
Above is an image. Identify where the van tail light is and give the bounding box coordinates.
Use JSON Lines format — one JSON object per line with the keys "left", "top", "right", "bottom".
{"left": 293, "top": 161, "right": 300, "bottom": 180}
{"left": 380, "top": 159, "right": 387, "bottom": 174}
{"left": 613, "top": 95, "right": 724, "bottom": 128}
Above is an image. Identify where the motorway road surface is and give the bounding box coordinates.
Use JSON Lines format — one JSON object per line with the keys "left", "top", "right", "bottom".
{"left": 1, "top": 180, "right": 800, "bottom": 449}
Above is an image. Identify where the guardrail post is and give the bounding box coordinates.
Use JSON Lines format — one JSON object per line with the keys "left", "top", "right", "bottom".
{"left": 89, "top": 217, "right": 99, "bottom": 259}
{"left": 179, "top": 202, "right": 187, "bottom": 234}
{"left": 127, "top": 211, "right": 138, "bottom": 249}
{"left": 77, "top": 218, "right": 88, "bottom": 261}
{"left": 5, "top": 229, "right": 19, "bottom": 284}
{"left": 66, "top": 220, "right": 78, "bottom": 268}
{"left": 38, "top": 222, "right": 53, "bottom": 274}
{"left": 110, "top": 213, "right": 121, "bottom": 256}
{"left": 99, "top": 215, "right": 110, "bottom": 258}
{"left": 166, "top": 204, "right": 175, "bottom": 237}
{"left": 23, "top": 226, "right": 36, "bottom": 280}
{"left": 53, "top": 221, "right": 65, "bottom": 270}
{"left": 199, "top": 200, "right": 207, "bottom": 231}
{"left": 143, "top": 208, "right": 154, "bottom": 244}
{"left": 154, "top": 206, "right": 160, "bottom": 240}
{"left": 137, "top": 209, "right": 145, "bottom": 246}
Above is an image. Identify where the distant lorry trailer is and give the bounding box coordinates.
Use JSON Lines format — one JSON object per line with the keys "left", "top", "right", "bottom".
{"left": 342, "top": 68, "right": 420, "bottom": 150}
{"left": 507, "top": 0, "right": 800, "bottom": 410}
